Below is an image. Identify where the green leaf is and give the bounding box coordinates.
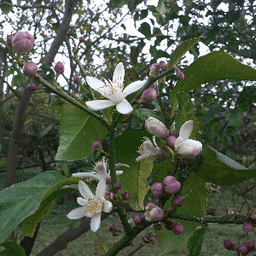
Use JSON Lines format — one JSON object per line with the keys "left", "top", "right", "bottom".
{"left": 11, "top": 75, "right": 24, "bottom": 88}
{"left": 0, "top": 171, "right": 66, "bottom": 244}
{"left": 22, "top": 175, "right": 78, "bottom": 237}
{"left": 133, "top": 108, "right": 156, "bottom": 122}
{"left": 0, "top": 241, "right": 26, "bottom": 256}
{"left": 187, "top": 225, "right": 208, "bottom": 256}
{"left": 55, "top": 102, "right": 108, "bottom": 161}
{"left": 196, "top": 145, "right": 256, "bottom": 186}
{"left": 168, "top": 37, "right": 201, "bottom": 68}
{"left": 115, "top": 130, "right": 155, "bottom": 210}
{"left": 138, "top": 22, "right": 151, "bottom": 40}
{"left": 0, "top": 0, "right": 12, "bottom": 14}
{"left": 156, "top": 172, "right": 207, "bottom": 254}
{"left": 173, "top": 51, "right": 256, "bottom": 93}
{"left": 4, "top": 69, "right": 14, "bottom": 77}
{"left": 95, "top": 233, "right": 109, "bottom": 254}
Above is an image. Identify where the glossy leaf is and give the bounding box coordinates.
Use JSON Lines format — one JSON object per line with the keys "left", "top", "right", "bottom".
{"left": 173, "top": 51, "right": 256, "bottom": 93}
{"left": 196, "top": 145, "right": 256, "bottom": 186}
{"left": 55, "top": 102, "right": 108, "bottom": 160}
{"left": 138, "top": 22, "right": 151, "bottom": 40}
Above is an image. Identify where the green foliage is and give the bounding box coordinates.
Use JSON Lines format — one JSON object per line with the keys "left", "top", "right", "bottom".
{"left": 0, "top": 0, "right": 12, "bottom": 14}
{"left": 173, "top": 51, "right": 256, "bottom": 93}
{"left": 138, "top": 22, "right": 151, "bottom": 40}
{"left": 115, "top": 130, "right": 154, "bottom": 210}
{"left": 196, "top": 145, "right": 256, "bottom": 186}
{"left": 0, "top": 241, "right": 26, "bottom": 256}
{"left": 55, "top": 102, "right": 108, "bottom": 161}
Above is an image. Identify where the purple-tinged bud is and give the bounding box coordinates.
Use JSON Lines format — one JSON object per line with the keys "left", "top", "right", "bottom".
{"left": 23, "top": 61, "right": 37, "bottom": 77}
{"left": 27, "top": 83, "right": 40, "bottom": 92}
{"left": 7, "top": 35, "right": 14, "bottom": 47}
{"left": 172, "top": 195, "right": 183, "bottom": 207}
{"left": 243, "top": 223, "right": 253, "bottom": 232}
{"left": 248, "top": 213, "right": 256, "bottom": 221}
{"left": 73, "top": 74, "right": 81, "bottom": 84}
{"left": 109, "top": 224, "right": 115, "bottom": 231}
{"left": 149, "top": 236, "right": 156, "bottom": 244}
{"left": 153, "top": 223, "right": 161, "bottom": 230}
{"left": 154, "top": 199, "right": 159, "bottom": 204}
{"left": 164, "top": 180, "right": 181, "bottom": 195}
{"left": 246, "top": 240, "right": 255, "bottom": 252}
{"left": 163, "top": 176, "right": 177, "bottom": 186}
{"left": 105, "top": 177, "right": 111, "bottom": 184}
{"left": 223, "top": 240, "right": 235, "bottom": 251}
{"left": 113, "top": 182, "right": 121, "bottom": 190}
{"left": 137, "top": 88, "right": 157, "bottom": 104}
{"left": 149, "top": 207, "right": 165, "bottom": 221}
{"left": 91, "top": 140, "right": 102, "bottom": 151}
{"left": 150, "top": 182, "right": 163, "bottom": 196}
{"left": 142, "top": 236, "right": 148, "bottom": 242}
{"left": 145, "top": 202, "right": 157, "bottom": 210}
{"left": 149, "top": 62, "right": 168, "bottom": 78}
{"left": 159, "top": 61, "right": 168, "bottom": 71}
{"left": 12, "top": 31, "right": 34, "bottom": 54}
{"left": 237, "top": 242, "right": 248, "bottom": 254}
{"left": 176, "top": 68, "right": 184, "bottom": 80}
{"left": 54, "top": 61, "right": 64, "bottom": 80}
{"left": 80, "top": 37, "right": 85, "bottom": 43}
{"left": 121, "top": 192, "right": 130, "bottom": 200}
{"left": 172, "top": 222, "right": 184, "bottom": 235}
{"left": 105, "top": 191, "right": 115, "bottom": 201}
{"left": 132, "top": 214, "right": 143, "bottom": 225}
{"left": 167, "top": 135, "right": 176, "bottom": 149}
{"left": 145, "top": 117, "right": 170, "bottom": 140}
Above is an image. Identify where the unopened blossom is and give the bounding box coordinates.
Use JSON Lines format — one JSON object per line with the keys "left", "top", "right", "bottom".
{"left": 144, "top": 203, "right": 165, "bottom": 222}
{"left": 223, "top": 240, "right": 235, "bottom": 251}
{"left": 7, "top": 35, "right": 14, "bottom": 47}
{"left": 145, "top": 117, "right": 170, "bottom": 140}
{"left": 54, "top": 61, "right": 64, "bottom": 80}
{"left": 167, "top": 135, "right": 176, "bottom": 149}
{"left": 164, "top": 180, "right": 181, "bottom": 195}
{"left": 73, "top": 74, "right": 81, "bottom": 84}
{"left": 132, "top": 214, "right": 144, "bottom": 225}
{"left": 176, "top": 68, "right": 185, "bottom": 80}
{"left": 12, "top": 31, "right": 34, "bottom": 54}
{"left": 121, "top": 192, "right": 130, "bottom": 200}
{"left": 136, "top": 136, "right": 163, "bottom": 162}
{"left": 248, "top": 213, "right": 256, "bottom": 221}
{"left": 237, "top": 242, "right": 249, "bottom": 254}
{"left": 163, "top": 176, "right": 177, "bottom": 186}
{"left": 91, "top": 140, "right": 102, "bottom": 151}
{"left": 23, "top": 61, "right": 37, "bottom": 77}
{"left": 149, "top": 62, "right": 168, "bottom": 78}
{"left": 150, "top": 182, "right": 163, "bottom": 196}
{"left": 246, "top": 240, "right": 255, "bottom": 252}
{"left": 174, "top": 120, "right": 202, "bottom": 158}
{"left": 85, "top": 62, "right": 146, "bottom": 114}
{"left": 27, "top": 83, "right": 40, "bottom": 92}
{"left": 67, "top": 179, "right": 112, "bottom": 232}
{"left": 137, "top": 88, "right": 157, "bottom": 103}
{"left": 172, "top": 195, "right": 183, "bottom": 207}
{"left": 172, "top": 221, "right": 184, "bottom": 235}
{"left": 243, "top": 223, "right": 253, "bottom": 232}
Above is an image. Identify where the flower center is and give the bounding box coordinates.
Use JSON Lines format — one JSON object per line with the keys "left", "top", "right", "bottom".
{"left": 83, "top": 198, "right": 102, "bottom": 215}
{"left": 103, "top": 79, "right": 125, "bottom": 104}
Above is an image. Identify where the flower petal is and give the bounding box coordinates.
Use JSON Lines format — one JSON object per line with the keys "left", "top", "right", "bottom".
{"left": 113, "top": 62, "right": 124, "bottom": 87}
{"left": 86, "top": 100, "right": 115, "bottom": 111}
{"left": 116, "top": 99, "right": 133, "bottom": 114}
{"left": 90, "top": 213, "right": 102, "bottom": 232}
{"left": 96, "top": 179, "right": 107, "bottom": 198}
{"left": 72, "top": 172, "right": 100, "bottom": 181}
{"left": 179, "top": 120, "right": 194, "bottom": 140}
{"left": 103, "top": 200, "right": 113, "bottom": 213}
{"left": 86, "top": 76, "right": 106, "bottom": 96}
{"left": 115, "top": 170, "right": 123, "bottom": 176}
{"left": 123, "top": 80, "right": 146, "bottom": 96}
{"left": 77, "top": 197, "right": 88, "bottom": 206}
{"left": 67, "top": 207, "right": 85, "bottom": 219}
{"left": 78, "top": 180, "right": 94, "bottom": 199}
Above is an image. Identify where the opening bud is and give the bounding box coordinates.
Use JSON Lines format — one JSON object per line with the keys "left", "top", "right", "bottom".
{"left": 12, "top": 31, "right": 34, "bottom": 54}
{"left": 145, "top": 117, "right": 170, "bottom": 140}
{"left": 137, "top": 88, "right": 157, "bottom": 104}
{"left": 167, "top": 135, "right": 176, "bottom": 149}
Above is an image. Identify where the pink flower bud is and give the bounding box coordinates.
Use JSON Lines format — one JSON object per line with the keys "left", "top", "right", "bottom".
{"left": 137, "top": 88, "right": 157, "bottom": 103}
{"left": 172, "top": 195, "right": 183, "bottom": 207}
{"left": 149, "top": 62, "right": 167, "bottom": 78}
{"left": 23, "top": 61, "right": 37, "bottom": 77}
{"left": 121, "top": 192, "right": 130, "bottom": 200}
{"left": 248, "top": 213, "right": 256, "bottom": 221}
{"left": 7, "top": 35, "right": 14, "bottom": 47}
{"left": 246, "top": 240, "right": 255, "bottom": 252}
{"left": 172, "top": 221, "right": 184, "bottom": 235}
{"left": 164, "top": 180, "right": 181, "bottom": 195}
{"left": 132, "top": 214, "right": 143, "bottom": 225}
{"left": 54, "top": 61, "right": 64, "bottom": 80}
{"left": 150, "top": 182, "right": 163, "bottom": 196}
{"left": 167, "top": 135, "right": 176, "bottom": 149}
{"left": 12, "top": 31, "right": 34, "bottom": 54}
{"left": 105, "top": 191, "right": 115, "bottom": 201}
{"left": 237, "top": 242, "right": 248, "bottom": 254}
{"left": 113, "top": 182, "right": 121, "bottom": 190}
{"left": 91, "top": 140, "right": 102, "bottom": 150}
{"left": 80, "top": 37, "right": 85, "bottom": 43}
{"left": 149, "top": 207, "right": 165, "bottom": 221}
{"left": 73, "top": 74, "right": 80, "bottom": 84}
{"left": 145, "top": 117, "right": 170, "bottom": 140}
{"left": 145, "top": 202, "right": 157, "bottom": 210}
{"left": 27, "top": 83, "right": 40, "bottom": 92}
{"left": 243, "top": 223, "right": 253, "bottom": 232}
{"left": 176, "top": 68, "right": 184, "bottom": 80}
{"left": 223, "top": 240, "right": 235, "bottom": 251}
{"left": 149, "top": 236, "right": 156, "bottom": 244}
{"left": 153, "top": 223, "right": 161, "bottom": 230}
{"left": 163, "top": 176, "right": 177, "bottom": 186}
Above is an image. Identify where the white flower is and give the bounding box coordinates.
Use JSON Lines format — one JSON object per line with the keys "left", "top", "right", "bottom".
{"left": 174, "top": 120, "right": 202, "bottom": 158}
{"left": 72, "top": 157, "right": 128, "bottom": 182}
{"left": 136, "top": 136, "right": 163, "bottom": 162}
{"left": 85, "top": 62, "right": 146, "bottom": 114}
{"left": 67, "top": 179, "right": 112, "bottom": 232}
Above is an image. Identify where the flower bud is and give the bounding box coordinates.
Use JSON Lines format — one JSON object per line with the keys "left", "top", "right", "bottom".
{"left": 113, "top": 182, "right": 121, "bottom": 190}
{"left": 237, "top": 242, "right": 248, "bottom": 254}
{"left": 164, "top": 180, "right": 181, "bottom": 195}
{"left": 246, "top": 240, "right": 255, "bottom": 252}
{"left": 172, "top": 221, "right": 184, "bottom": 235}
{"left": 121, "top": 192, "right": 130, "bottom": 200}
{"left": 132, "top": 214, "right": 143, "bottom": 225}
{"left": 54, "top": 61, "right": 64, "bottom": 80}
{"left": 137, "top": 88, "right": 157, "bottom": 104}
{"left": 105, "top": 177, "right": 111, "bottom": 184}
{"left": 23, "top": 61, "right": 37, "bottom": 77}
{"left": 153, "top": 223, "right": 161, "bottom": 230}
{"left": 144, "top": 203, "right": 165, "bottom": 222}
{"left": 167, "top": 135, "right": 176, "bottom": 149}
{"left": 176, "top": 68, "right": 185, "bottom": 80}
{"left": 73, "top": 74, "right": 81, "bottom": 84}
{"left": 223, "top": 240, "right": 235, "bottom": 251}
{"left": 12, "top": 31, "right": 34, "bottom": 54}
{"left": 248, "top": 213, "right": 256, "bottom": 221}
{"left": 105, "top": 191, "right": 115, "bottom": 201}
{"left": 91, "top": 140, "right": 102, "bottom": 151}
{"left": 150, "top": 182, "right": 163, "bottom": 196}
{"left": 172, "top": 195, "right": 183, "bottom": 207}
{"left": 243, "top": 223, "right": 253, "bottom": 232}
{"left": 149, "top": 236, "right": 156, "bottom": 244}
{"left": 27, "top": 83, "right": 40, "bottom": 92}
{"left": 80, "top": 37, "right": 85, "bottom": 43}
{"left": 149, "top": 62, "right": 167, "bottom": 78}
{"left": 163, "top": 176, "right": 177, "bottom": 186}
{"left": 7, "top": 35, "right": 14, "bottom": 47}
{"left": 145, "top": 117, "right": 170, "bottom": 140}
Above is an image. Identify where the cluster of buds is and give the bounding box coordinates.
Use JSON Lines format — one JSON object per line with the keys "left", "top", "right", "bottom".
{"left": 242, "top": 212, "right": 256, "bottom": 233}
{"left": 144, "top": 203, "right": 165, "bottom": 222}
{"left": 224, "top": 240, "right": 255, "bottom": 255}
{"left": 108, "top": 224, "right": 121, "bottom": 237}
{"left": 149, "top": 62, "right": 168, "bottom": 78}
{"left": 137, "top": 88, "right": 158, "bottom": 104}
